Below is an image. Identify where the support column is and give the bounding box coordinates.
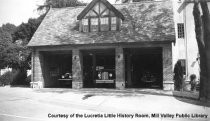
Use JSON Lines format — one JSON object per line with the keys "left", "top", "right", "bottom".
{"left": 126, "top": 54, "right": 132, "bottom": 87}
{"left": 72, "top": 49, "right": 83, "bottom": 89}
{"left": 31, "top": 50, "right": 44, "bottom": 88}
{"left": 162, "top": 45, "right": 174, "bottom": 90}
{"left": 92, "top": 54, "right": 96, "bottom": 87}
{"left": 115, "top": 47, "right": 125, "bottom": 89}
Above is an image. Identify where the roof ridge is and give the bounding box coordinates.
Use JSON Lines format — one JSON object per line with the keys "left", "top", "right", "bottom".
{"left": 50, "top": 5, "right": 86, "bottom": 10}
{"left": 50, "top": 0, "right": 171, "bottom": 10}
{"left": 113, "top": 0, "right": 171, "bottom": 5}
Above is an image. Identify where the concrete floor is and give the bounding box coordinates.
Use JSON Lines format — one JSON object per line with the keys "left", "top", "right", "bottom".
{"left": 0, "top": 87, "right": 209, "bottom": 121}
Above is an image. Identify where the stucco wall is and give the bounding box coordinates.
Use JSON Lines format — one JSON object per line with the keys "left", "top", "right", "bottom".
{"left": 172, "top": 0, "right": 210, "bottom": 80}
{"left": 185, "top": 3, "right": 200, "bottom": 79}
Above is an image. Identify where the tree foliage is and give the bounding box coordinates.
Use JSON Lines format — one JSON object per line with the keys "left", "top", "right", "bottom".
{"left": 1, "top": 0, "right": 85, "bottom": 70}
{"left": 0, "top": 24, "right": 16, "bottom": 69}
{"left": 13, "top": 14, "right": 45, "bottom": 43}
{"left": 10, "top": 14, "right": 45, "bottom": 70}
{"left": 0, "top": 27, "right": 29, "bottom": 69}
{"left": 37, "top": 0, "right": 86, "bottom": 13}
{"left": 0, "top": 14, "right": 44, "bottom": 70}
{"left": 1, "top": 23, "right": 16, "bottom": 34}
{"left": 1, "top": 0, "right": 86, "bottom": 85}
{"left": 0, "top": 71, "right": 13, "bottom": 86}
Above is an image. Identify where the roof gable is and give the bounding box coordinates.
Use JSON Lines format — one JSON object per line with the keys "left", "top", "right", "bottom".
{"left": 77, "top": 0, "right": 125, "bottom": 20}
{"left": 28, "top": 0, "right": 175, "bottom": 47}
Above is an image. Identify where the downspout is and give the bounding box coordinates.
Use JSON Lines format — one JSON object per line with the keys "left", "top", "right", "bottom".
{"left": 31, "top": 48, "right": 35, "bottom": 87}
{"left": 184, "top": 2, "right": 189, "bottom": 80}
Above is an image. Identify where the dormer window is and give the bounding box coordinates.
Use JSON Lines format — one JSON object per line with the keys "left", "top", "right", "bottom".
{"left": 100, "top": 17, "right": 109, "bottom": 31}
{"left": 111, "top": 17, "right": 117, "bottom": 31}
{"left": 77, "top": 0, "right": 125, "bottom": 33}
{"left": 91, "top": 18, "right": 99, "bottom": 32}
{"left": 82, "top": 19, "right": 89, "bottom": 32}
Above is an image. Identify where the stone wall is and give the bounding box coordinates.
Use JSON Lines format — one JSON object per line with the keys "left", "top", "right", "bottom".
{"left": 162, "top": 45, "right": 174, "bottom": 90}
{"left": 31, "top": 43, "right": 174, "bottom": 90}
{"left": 72, "top": 49, "right": 83, "bottom": 89}
{"left": 115, "top": 47, "right": 125, "bottom": 89}
{"left": 31, "top": 50, "right": 44, "bottom": 88}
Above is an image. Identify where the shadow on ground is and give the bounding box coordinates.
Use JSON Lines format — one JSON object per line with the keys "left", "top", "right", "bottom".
{"left": 33, "top": 88, "right": 172, "bottom": 97}
{"left": 174, "top": 96, "right": 210, "bottom": 107}
{"left": 82, "top": 94, "right": 95, "bottom": 100}
{"left": 172, "top": 91, "right": 210, "bottom": 107}
{"left": 30, "top": 88, "right": 210, "bottom": 107}
{"left": 10, "top": 85, "right": 30, "bottom": 88}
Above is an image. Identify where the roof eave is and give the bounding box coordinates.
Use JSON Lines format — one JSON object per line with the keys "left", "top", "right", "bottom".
{"left": 27, "top": 38, "right": 175, "bottom": 48}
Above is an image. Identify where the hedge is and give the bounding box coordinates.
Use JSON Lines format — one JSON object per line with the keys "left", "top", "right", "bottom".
{"left": 0, "top": 71, "right": 13, "bottom": 86}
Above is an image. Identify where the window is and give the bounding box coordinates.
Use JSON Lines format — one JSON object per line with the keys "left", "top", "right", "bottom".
{"left": 81, "top": 12, "right": 120, "bottom": 32}
{"left": 82, "top": 19, "right": 89, "bottom": 32}
{"left": 111, "top": 17, "right": 117, "bottom": 31}
{"left": 91, "top": 18, "right": 99, "bottom": 32}
{"left": 101, "top": 17, "right": 109, "bottom": 24}
{"left": 82, "top": 17, "right": 119, "bottom": 32}
{"left": 100, "top": 17, "right": 109, "bottom": 31}
{"left": 177, "top": 23, "right": 184, "bottom": 38}
{"left": 82, "top": 19, "right": 88, "bottom": 25}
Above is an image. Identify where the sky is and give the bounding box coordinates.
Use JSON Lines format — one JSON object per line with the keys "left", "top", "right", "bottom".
{"left": 0, "top": 0, "right": 117, "bottom": 26}
{"left": 0, "top": 0, "right": 44, "bottom": 26}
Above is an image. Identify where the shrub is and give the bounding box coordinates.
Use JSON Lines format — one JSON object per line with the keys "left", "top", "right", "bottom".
{"left": 190, "top": 74, "right": 196, "bottom": 81}
{"left": 0, "top": 71, "right": 13, "bottom": 86}
{"left": 11, "top": 69, "right": 28, "bottom": 85}
{"left": 25, "top": 75, "right": 31, "bottom": 83}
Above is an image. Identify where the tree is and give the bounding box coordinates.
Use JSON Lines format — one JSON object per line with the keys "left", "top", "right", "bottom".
{"left": 37, "top": 0, "right": 86, "bottom": 13}
{"left": 0, "top": 24, "right": 16, "bottom": 69}
{"left": 192, "top": 0, "right": 210, "bottom": 101}
{"left": 0, "top": 24, "right": 31, "bottom": 69}
{"left": 4, "top": 0, "right": 86, "bottom": 85}
{"left": 13, "top": 14, "right": 45, "bottom": 43}
{"left": 1, "top": 23, "right": 16, "bottom": 34}
{"left": 0, "top": 19, "right": 43, "bottom": 84}
{"left": 0, "top": 21, "right": 39, "bottom": 85}
{"left": 11, "top": 14, "right": 45, "bottom": 71}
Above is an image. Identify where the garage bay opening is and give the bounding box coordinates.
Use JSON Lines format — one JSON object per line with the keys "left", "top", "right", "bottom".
{"left": 82, "top": 49, "right": 115, "bottom": 88}
{"left": 43, "top": 51, "right": 72, "bottom": 88}
{"left": 124, "top": 48, "right": 163, "bottom": 89}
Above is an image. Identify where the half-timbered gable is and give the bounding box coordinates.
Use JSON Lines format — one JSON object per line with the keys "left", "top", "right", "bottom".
{"left": 77, "top": 0, "right": 125, "bottom": 32}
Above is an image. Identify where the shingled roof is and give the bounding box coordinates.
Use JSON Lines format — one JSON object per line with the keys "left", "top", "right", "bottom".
{"left": 28, "top": 0, "right": 175, "bottom": 47}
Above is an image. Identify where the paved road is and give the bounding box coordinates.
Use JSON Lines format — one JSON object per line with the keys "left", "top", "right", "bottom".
{"left": 0, "top": 87, "right": 209, "bottom": 121}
